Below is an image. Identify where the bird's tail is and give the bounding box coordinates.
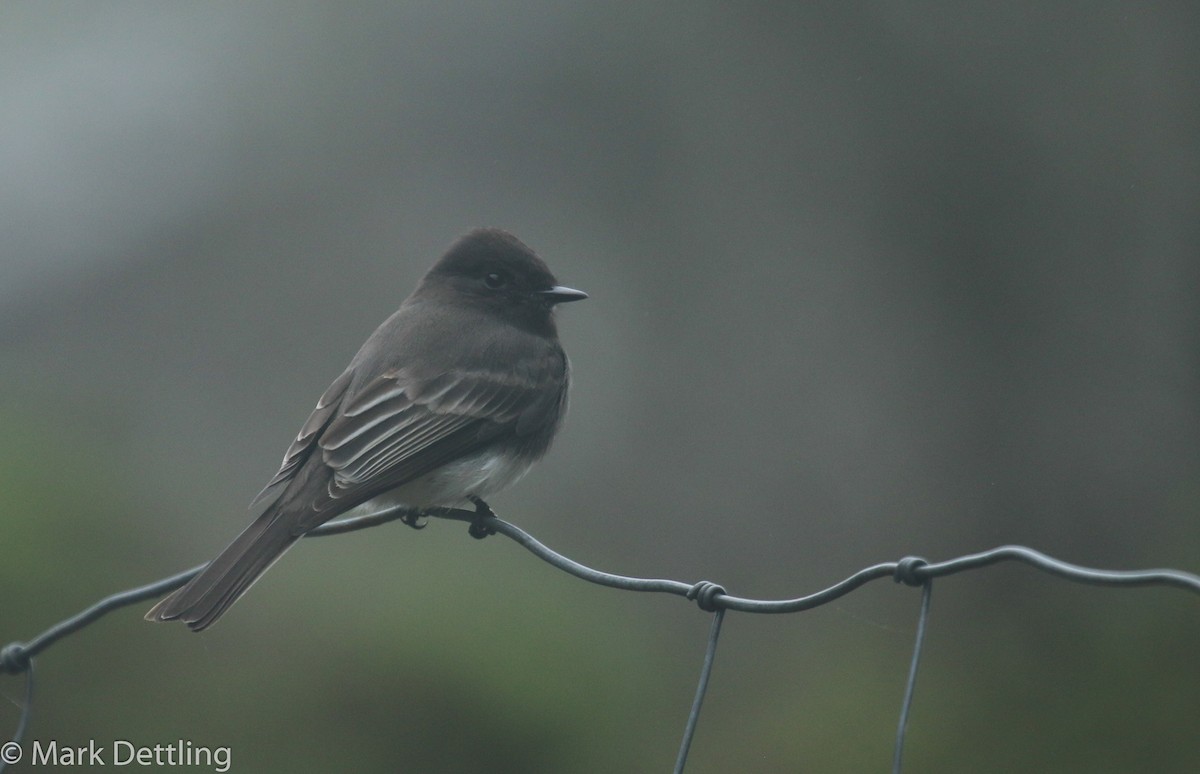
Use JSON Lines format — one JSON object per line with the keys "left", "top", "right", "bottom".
{"left": 145, "top": 507, "right": 301, "bottom": 631}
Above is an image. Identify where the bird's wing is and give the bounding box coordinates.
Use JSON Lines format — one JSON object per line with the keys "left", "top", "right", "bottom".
{"left": 290, "top": 361, "right": 561, "bottom": 531}
{"left": 248, "top": 367, "right": 354, "bottom": 510}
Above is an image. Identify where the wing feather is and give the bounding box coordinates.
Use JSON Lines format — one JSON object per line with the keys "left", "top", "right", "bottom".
{"left": 256, "top": 339, "right": 567, "bottom": 535}
{"left": 248, "top": 368, "right": 353, "bottom": 509}
{"left": 301, "top": 366, "right": 552, "bottom": 517}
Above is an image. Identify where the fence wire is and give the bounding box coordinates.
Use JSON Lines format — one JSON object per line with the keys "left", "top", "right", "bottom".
{"left": 2, "top": 505, "right": 1199, "bottom": 773}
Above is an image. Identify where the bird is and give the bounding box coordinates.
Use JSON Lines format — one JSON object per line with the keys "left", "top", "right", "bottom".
{"left": 146, "top": 228, "right": 586, "bottom": 630}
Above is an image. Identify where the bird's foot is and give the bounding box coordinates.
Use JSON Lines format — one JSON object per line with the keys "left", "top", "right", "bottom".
{"left": 399, "top": 509, "right": 428, "bottom": 530}
{"left": 467, "top": 496, "right": 497, "bottom": 540}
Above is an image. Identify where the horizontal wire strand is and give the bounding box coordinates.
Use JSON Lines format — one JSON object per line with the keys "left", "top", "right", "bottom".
{"left": 3, "top": 506, "right": 1199, "bottom": 773}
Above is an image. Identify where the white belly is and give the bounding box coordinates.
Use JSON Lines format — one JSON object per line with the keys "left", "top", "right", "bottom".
{"left": 344, "top": 448, "right": 535, "bottom": 515}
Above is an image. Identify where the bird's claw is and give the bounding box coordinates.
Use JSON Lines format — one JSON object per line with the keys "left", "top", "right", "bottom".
{"left": 399, "top": 510, "right": 428, "bottom": 530}
{"left": 467, "top": 496, "right": 497, "bottom": 540}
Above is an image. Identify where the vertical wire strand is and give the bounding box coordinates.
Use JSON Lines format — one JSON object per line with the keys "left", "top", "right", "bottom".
{"left": 0, "top": 658, "right": 34, "bottom": 774}
{"left": 892, "top": 581, "right": 933, "bottom": 774}
{"left": 674, "top": 609, "right": 725, "bottom": 774}
{"left": 4, "top": 515, "right": 1199, "bottom": 772}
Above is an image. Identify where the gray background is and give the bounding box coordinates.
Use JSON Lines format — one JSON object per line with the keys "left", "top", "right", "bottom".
{"left": 2, "top": 2, "right": 1197, "bottom": 772}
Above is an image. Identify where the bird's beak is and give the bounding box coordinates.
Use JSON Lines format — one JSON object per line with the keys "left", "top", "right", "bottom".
{"left": 539, "top": 285, "right": 589, "bottom": 304}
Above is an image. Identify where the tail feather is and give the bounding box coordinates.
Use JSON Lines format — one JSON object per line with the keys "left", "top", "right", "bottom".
{"left": 145, "top": 507, "right": 302, "bottom": 631}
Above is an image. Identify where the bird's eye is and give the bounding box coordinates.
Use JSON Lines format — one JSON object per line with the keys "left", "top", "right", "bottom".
{"left": 483, "top": 272, "right": 508, "bottom": 289}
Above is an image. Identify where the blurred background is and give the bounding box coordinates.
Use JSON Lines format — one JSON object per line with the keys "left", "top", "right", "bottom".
{"left": 2, "top": 2, "right": 1197, "bottom": 772}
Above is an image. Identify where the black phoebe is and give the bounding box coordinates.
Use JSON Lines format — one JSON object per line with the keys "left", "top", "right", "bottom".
{"left": 146, "top": 228, "right": 586, "bottom": 630}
